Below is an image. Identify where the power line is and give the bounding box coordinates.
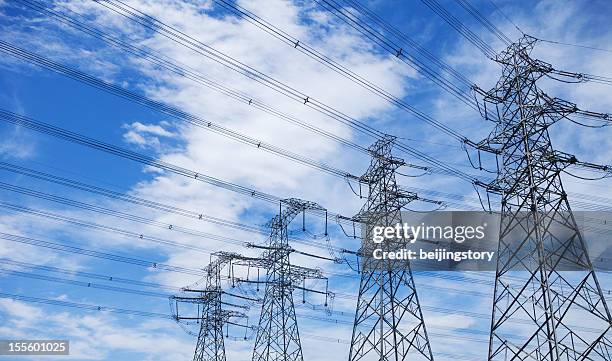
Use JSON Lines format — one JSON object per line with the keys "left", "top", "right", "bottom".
{"left": 0, "top": 161, "right": 342, "bottom": 253}
{"left": 486, "top": 0, "right": 525, "bottom": 36}
{"left": 217, "top": 0, "right": 482, "bottom": 117}
{"left": 0, "top": 232, "right": 205, "bottom": 276}
{"left": 0, "top": 258, "right": 179, "bottom": 291}
{"left": 5, "top": 225, "right": 611, "bottom": 325}
{"left": 0, "top": 201, "right": 217, "bottom": 253}
{"left": 14, "top": 0, "right": 373, "bottom": 157}
{"left": 0, "top": 107, "right": 348, "bottom": 222}
{"left": 339, "top": 0, "right": 475, "bottom": 86}
{"left": 0, "top": 284, "right": 490, "bottom": 357}
{"left": 90, "top": 0, "right": 480, "bottom": 182}
{"left": 0, "top": 291, "right": 173, "bottom": 319}
{"left": 3, "top": 257, "right": 606, "bottom": 335}
{"left": 419, "top": 0, "right": 497, "bottom": 58}
{"left": 452, "top": 0, "right": 511, "bottom": 45}
{"left": 0, "top": 267, "right": 172, "bottom": 299}
{"left": 0, "top": 38, "right": 479, "bottom": 184}
{"left": 0, "top": 179, "right": 348, "bottom": 256}
{"left": 0, "top": 161, "right": 266, "bottom": 234}
{"left": 536, "top": 37, "right": 612, "bottom": 54}
{"left": 94, "top": 0, "right": 384, "bottom": 139}
{"left": 0, "top": 40, "right": 363, "bottom": 183}
{"left": 0, "top": 181, "right": 249, "bottom": 246}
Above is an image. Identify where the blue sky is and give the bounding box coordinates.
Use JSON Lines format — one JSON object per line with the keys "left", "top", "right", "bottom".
{"left": 0, "top": 0, "right": 612, "bottom": 360}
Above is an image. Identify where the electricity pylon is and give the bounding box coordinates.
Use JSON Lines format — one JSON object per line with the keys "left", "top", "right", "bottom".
{"left": 173, "top": 198, "right": 331, "bottom": 361}
{"left": 251, "top": 198, "right": 329, "bottom": 361}
{"left": 472, "top": 35, "right": 612, "bottom": 361}
{"left": 172, "top": 252, "right": 250, "bottom": 361}
{"left": 348, "top": 136, "right": 435, "bottom": 361}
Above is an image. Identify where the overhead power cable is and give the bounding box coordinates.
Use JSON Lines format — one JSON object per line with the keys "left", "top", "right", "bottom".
{"left": 14, "top": 0, "right": 372, "bottom": 156}
{"left": 536, "top": 37, "right": 612, "bottom": 54}
{"left": 6, "top": 227, "right": 610, "bottom": 308}
{"left": 330, "top": 0, "right": 474, "bottom": 86}
{"left": 0, "top": 232, "right": 205, "bottom": 276}
{"left": 419, "top": 0, "right": 497, "bottom": 58}
{"left": 0, "top": 181, "right": 250, "bottom": 246}
{"left": 0, "top": 178, "right": 348, "bottom": 254}
{"left": 0, "top": 269, "right": 519, "bottom": 346}
{"left": 0, "top": 280, "right": 492, "bottom": 353}
{"left": 90, "top": 0, "right": 480, "bottom": 182}
{"left": 216, "top": 0, "right": 481, "bottom": 118}
{"left": 0, "top": 40, "right": 361, "bottom": 183}
{"left": 0, "top": 108, "right": 353, "bottom": 224}
{"left": 0, "top": 290, "right": 506, "bottom": 350}
{"left": 0, "top": 267, "right": 171, "bottom": 299}
{"left": 95, "top": 0, "right": 383, "bottom": 138}
{"left": 0, "top": 108, "right": 445, "bottom": 227}
{"left": 315, "top": 0, "right": 508, "bottom": 128}
{"left": 425, "top": 0, "right": 612, "bottom": 91}
{"left": 0, "top": 38, "right": 478, "bottom": 184}
{"left": 0, "top": 201, "right": 218, "bottom": 253}
{"left": 451, "top": 0, "right": 511, "bottom": 45}
{"left": 18, "top": 265, "right": 601, "bottom": 350}
{"left": 0, "top": 258, "right": 179, "bottom": 291}
{"left": 0, "top": 291, "right": 173, "bottom": 319}
{"left": 0, "top": 161, "right": 265, "bottom": 234}
{"left": 486, "top": 0, "right": 525, "bottom": 36}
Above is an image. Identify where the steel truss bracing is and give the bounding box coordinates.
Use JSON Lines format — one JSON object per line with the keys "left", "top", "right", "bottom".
{"left": 172, "top": 253, "right": 248, "bottom": 361}
{"left": 475, "top": 35, "right": 612, "bottom": 361}
{"left": 348, "top": 136, "right": 435, "bottom": 361}
{"left": 191, "top": 258, "right": 229, "bottom": 361}
{"left": 252, "top": 198, "right": 327, "bottom": 361}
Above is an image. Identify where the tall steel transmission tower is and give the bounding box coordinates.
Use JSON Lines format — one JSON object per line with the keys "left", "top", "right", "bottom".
{"left": 172, "top": 252, "right": 251, "bottom": 361}
{"left": 348, "top": 136, "right": 435, "bottom": 361}
{"left": 173, "top": 199, "right": 331, "bottom": 361}
{"left": 251, "top": 198, "right": 329, "bottom": 361}
{"left": 473, "top": 35, "right": 612, "bottom": 361}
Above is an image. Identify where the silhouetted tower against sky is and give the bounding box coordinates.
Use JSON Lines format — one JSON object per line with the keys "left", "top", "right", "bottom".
{"left": 473, "top": 35, "right": 612, "bottom": 361}
{"left": 252, "top": 198, "right": 326, "bottom": 361}
{"left": 348, "top": 136, "right": 435, "bottom": 361}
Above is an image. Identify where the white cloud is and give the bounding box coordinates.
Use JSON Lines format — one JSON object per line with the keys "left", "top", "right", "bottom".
{"left": 0, "top": 1, "right": 411, "bottom": 359}
{"left": 0, "top": 298, "right": 193, "bottom": 360}
{"left": 122, "top": 121, "right": 175, "bottom": 149}
{"left": 1, "top": 0, "right": 611, "bottom": 360}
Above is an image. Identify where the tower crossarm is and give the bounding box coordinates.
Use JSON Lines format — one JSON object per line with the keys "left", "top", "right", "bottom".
{"left": 550, "top": 150, "right": 612, "bottom": 174}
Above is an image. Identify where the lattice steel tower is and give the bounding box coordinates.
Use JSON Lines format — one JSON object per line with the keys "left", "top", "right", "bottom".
{"left": 348, "top": 136, "right": 435, "bottom": 361}
{"left": 474, "top": 35, "right": 612, "bottom": 361}
{"left": 172, "top": 253, "right": 248, "bottom": 361}
{"left": 252, "top": 198, "right": 326, "bottom": 361}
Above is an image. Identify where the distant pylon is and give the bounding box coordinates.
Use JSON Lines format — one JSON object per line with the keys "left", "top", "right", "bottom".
{"left": 192, "top": 257, "right": 227, "bottom": 361}
{"left": 348, "top": 136, "right": 435, "bottom": 361}
{"left": 252, "top": 198, "right": 326, "bottom": 361}
{"left": 172, "top": 253, "right": 248, "bottom": 361}
{"left": 473, "top": 35, "right": 612, "bottom": 360}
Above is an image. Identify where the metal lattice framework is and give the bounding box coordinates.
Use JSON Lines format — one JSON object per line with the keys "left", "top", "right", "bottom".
{"left": 172, "top": 253, "right": 249, "bottom": 361}
{"left": 252, "top": 198, "right": 328, "bottom": 361}
{"left": 475, "top": 35, "right": 612, "bottom": 361}
{"left": 348, "top": 136, "right": 435, "bottom": 361}
{"left": 173, "top": 197, "right": 331, "bottom": 361}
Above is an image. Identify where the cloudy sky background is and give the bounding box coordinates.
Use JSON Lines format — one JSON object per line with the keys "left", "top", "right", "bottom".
{"left": 0, "top": 0, "right": 612, "bottom": 360}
